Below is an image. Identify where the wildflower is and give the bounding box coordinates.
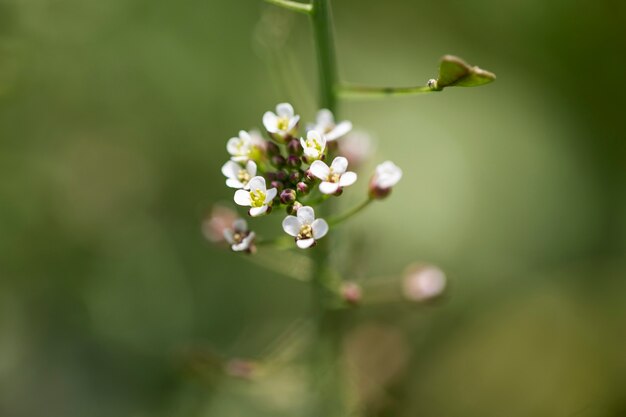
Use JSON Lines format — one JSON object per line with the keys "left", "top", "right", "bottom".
{"left": 309, "top": 109, "right": 352, "bottom": 141}
{"left": 201, "top": 205, "right": 238, "bottom": 243}
{"left": 338, "top": 131, "right": 375, "bottom": 168}
{"left": 402, "top": 264, "right": 446, "bottom": 302}
{"left": 310, "top": 157, "right": 357, "bottom": 195}
{"left": 341, "top": 282, "right": 362, "bottom": 305}
{"left": 369, "top": 160, "right": 402, "bottom": 199}
{"left": 223, "top": 219, "right": 256, "bottom": 252}
{"left": 234, "top": 176, "right": 277, "bottom": 216}
{"left": 227, "top": 130, "right": 255, "bottom": 162}
{"left": 282, "top": 206, "right": 328, "bottom": 249}
{"left": 263, "top": 102, "right": 300, "bottom": 140}
{"left": 221, "top": 160, "right": 257, "bottom": 189}
{"left": 300, "top": 130, "right": 327, "bottom": 161}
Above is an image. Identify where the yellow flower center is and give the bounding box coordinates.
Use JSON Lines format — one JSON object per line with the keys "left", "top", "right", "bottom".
{"left": 297, "top": 224, "right": 313, "bottom": 240}
{"left": 237, "top": 169, "right": 250, "bottom": 184}
{"left": 277, "top": 117, "right": 290, "bottom": 132}
{"left": 232, "top": 232, "right": 243, "bottom": 244}
{"left": 306, "top": 138, "right": 322, "bottom": 152}
{"left": 250, "top": 189, "right": 266, "bottom": 208}
{"left": 328, "top": 170, "right": 340, "bottom": 183}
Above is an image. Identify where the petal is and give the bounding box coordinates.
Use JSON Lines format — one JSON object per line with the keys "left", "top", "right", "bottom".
{"left": 233, "top": 218, "right": 248, "bottom": 232}
{"left": 249, "top": 205, "right": 268, "bottom": 217}
{"left": 307, "top": 129, "right": 322, "bottom": 142}
{"left": 287, "top": 115, "right": 300, "bottom": 131}
{"left": 296, "top": 238, "right": 315, "bottom": 249}
{"left": 234, "top": 190, "right": 251, "bottom": 206}
{"left": 297, "top": 206, "right": 315, "bottom": 225}
{"left": 325, "top": 120, "right": 352, "bottom": 141}
{"left": 300, "top": 137, "right": 307, "bottom": 149}
{"left": 309, "top": 160, "right": 330, "bottom": 180}
{"left": 239, "top": 130, "right": 251, "bottom": 142}
{"left": 282, "top": 216, "right": 301, "bottom": 236}
{"left": 221, "top": 160, "right": 241, "bottom": 179}
{"left": 264, "top": 187, "right": 277, "bottom": 203}
{"left": 247, "top": 176, "right": 266, "bottom": 192}
{"left": 226, "top": 137, "right": 241, "bottom": 155}
{"left": 316, "top": 109, "right": 334, "bottom": 126}
{"left": 223, "top": 229, "right": 235, "bottom": 244}
{"left": 230, "top": 155, "right": 248, "bottom": 163}
{"left": 339, "top": 171, "right": 357, "bottom": 187}
{"left": 263, "top": 112, "right": 278, "bottom": 133}
{"left": 330, "top": 156, "right": 348, "bottom": 174}
{"left": 276, "top": 102, "right": 294, "bottom": 117}
{"left": 303, "top": 148, "right": 320, "bottom": 159}
{"left": 226, "top": 178, "right": 243, "bottom": 189}
{"left": 311, "top": 219, "right": 328, "bottom": 240}
{"left": 232, "top": 232, "right": 255, "bottom": 252}
{"left": 246, "top": 160, "right": 257, "bottom": 177}
{"left": 319, "top": 181, "right": 340, "bottom": 195}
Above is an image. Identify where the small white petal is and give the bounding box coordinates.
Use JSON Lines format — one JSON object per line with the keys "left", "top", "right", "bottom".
{"left": 223, "top": 229, "right": 235, "bottom": 244}
{"left": 297, "top": 206, "right": 315, "bottom": 225}
{"left": 233, "top": 219, "right": 248, "bottom": 232}
{"left": 296, "top": 238, "right": 315, "bottom": 249}
{"left": 230, "top": 155, "right": 248, "bottom": 163}
{"left": 311, "top": 219, "right": 328, "bottom": 240}
{"left": 249, "top": 206, "right": 268, "bottom": 217}
{"left": 339, "top": 171, "right": 357, "bottom": 187}
{"left": 232, "top": 232, "right": 255, "bottom": 252}
{"left": 263, "top": 112, "right": 278, "bottom": 133}
{"left": 307, "top": 129, "right": 322, "bottom": 142}
{"left": 226, "top": 178, "right": 244, "bottom": 189}
{"left": 239, "top": 130, "right": 251, "bottom": 142}
{"left": 264, "top": 187, "right": 277, "bottom": 203}
{"left": 303, "top": 148, "right": 321, "bottom": 159}
{"left": 319, "top": 182, "right": 340, "bottom": 194}
{"left": 325, "top": 120, "right": 352, "bottom": 141}
{"left": 226, "top": 137, "right": 241, "bottom": 155}
{"left": 309, "top": 160, "right": 330, "bottom": 180}
{"left": 330, "top": 157, "right": 348, "bottom": 174}
{"left": 300, "top": 137, "right": 307, "bottom": 149}
{"left": 234, "top": 190, "right": 251, "bottom": 206}
{"left": 246, "top": 160, "right": 257, "bottom": 177}
{"left": 282, "top": 216, "right": 301, "bottom": 236}
{"left": 276, "top": 103, "right": 294, "bottom": 117}
{"left": 221, "top": 160, "right": 241, "bottom": 179}
{"left": 316, "top": 109, "right": 334, "bottom": 126}
{"left": 287, "top": 115, "right": 300, "bottom": 132}
{"left": 247, "top": 176, "right": 266, "bottom": 192}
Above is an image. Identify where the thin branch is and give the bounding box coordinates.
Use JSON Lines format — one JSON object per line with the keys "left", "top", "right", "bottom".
{"left": 328, "top": 198, "right": 374, "bottom": 226}
{"left": 338, "top": 83, "right": 438, "bottom": 99}
{"left": 265, "top": 0, "right": 313, "bottom": 14}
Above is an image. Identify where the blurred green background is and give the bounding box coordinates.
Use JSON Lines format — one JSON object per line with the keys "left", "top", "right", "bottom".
{"left": 0, "top": 0, "right": 625, "bottom": 416}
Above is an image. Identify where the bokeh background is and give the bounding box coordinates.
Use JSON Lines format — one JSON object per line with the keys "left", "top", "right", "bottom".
{"left": 0, "top": 0, "right": 624, "bottom": 416}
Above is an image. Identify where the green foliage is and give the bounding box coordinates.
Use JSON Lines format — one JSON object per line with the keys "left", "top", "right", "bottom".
{"left": 434, "top": 55, "right": 496, "bottom": 90}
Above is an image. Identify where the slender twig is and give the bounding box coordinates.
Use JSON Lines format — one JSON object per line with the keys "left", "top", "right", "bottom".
{"left": 328, "top": 198, "right": 374, "bottom": 226}
{"left": 338, "top": 83, "right": 438, "bottom": 99}
{"left": 265, "top": 0, "right": 313, "bottom": 14}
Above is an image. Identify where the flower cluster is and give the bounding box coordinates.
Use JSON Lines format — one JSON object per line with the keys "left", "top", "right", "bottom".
{"left": 218, "top": 103, "right": 402, "bottom": 251}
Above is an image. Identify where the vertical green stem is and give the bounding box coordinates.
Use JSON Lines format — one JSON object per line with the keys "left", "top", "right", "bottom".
{"left": 308, "top": 1, "right": 343, "bottom": 416}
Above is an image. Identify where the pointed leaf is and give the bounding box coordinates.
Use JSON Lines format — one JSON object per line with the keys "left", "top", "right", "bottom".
{"left": 435, "top": 55, "right": 496, "bottom": 89}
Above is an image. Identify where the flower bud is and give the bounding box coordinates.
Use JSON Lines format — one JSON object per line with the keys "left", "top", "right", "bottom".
{"left": 271, "top": 155, "right": 286, "bottom": 168}
{"left": 280, "top": 188, "right": 297, "bottom": 204}
{"left": 427, "top": 78, "right": 438, "bottom": 89}
{"left": 286, "top": 201, "right": 303, "bottom": 215}
{"left": 402, "top": 264, "right": 446, "bottom": 302}
{"left": 341, "top": 282, "right": 362, "bottom": 305}
{"left": 333, "top": 187, "right": 343, "bottom": 197}
{"left": 287, "top": 138, "right": 302, "bottom": 155}
{"left": 265, "top": 171, "right": 277, "bottom": 182}
{"left": 286, "top": 155, "right": 301, "bottom": 169}
{"left": 369, "top": 161, "right": 402, "bottom": 199}
{"left": 289, "top": 171, "right": 301, "bottom": 184}
{"left": 265, "top": 141, "right": 280, "bottom": 157}
{"left": 270, "top": 180, "right": 284, "bottom": 192}
{"left": 275, "top": 170, "right": 288, "bottom": 182}
{"left": 296, "top": 182, "right": 309, "bottom": 195}
{"left": 303, "top": 169, "right": 315, "bottom": 183}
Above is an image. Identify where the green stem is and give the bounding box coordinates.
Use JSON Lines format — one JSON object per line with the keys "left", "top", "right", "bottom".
{"left": 328, "top": 197, "right": 374, "bottom": 226}
{"left": 265, "top": 0, "right": 313, "bottom": 14}
{"left": 339, "top": 83, "right": 438, "bottom": 99}
{"left": 311, "top": 0, "right": 339, "bottom": 112}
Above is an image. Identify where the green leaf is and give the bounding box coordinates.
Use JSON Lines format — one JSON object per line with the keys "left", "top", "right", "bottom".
{"left": 433, "top": 55, "right": 496, "bottom": 90}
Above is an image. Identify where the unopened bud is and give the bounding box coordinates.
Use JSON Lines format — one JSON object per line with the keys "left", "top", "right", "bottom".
{"left": 271, "top": 155, "right": 286, "bottom": 168}
{"left": 280, "top": 188, "right": 297, "bottom": 204}
{"left": 289, "top": 171, "right": 301, "bottom": 183}
{"left": 275, "top": 170, "right": 288, "bottom": 182}
{"left": 287, "top": 139, "right": 302, "bottom": 155}
{"left": 270, "top": 180, "right": 284, "bottom": 192}
{"left": 266, "top": 141, "right": 280, "bottom": 157}
{"left": 287, "top": 155, "right": 301, "bottom": 168}
{"left": 287, "top": 201, "right": 303, "bottom": 215}
{"left": 402, "top": 264, "right": 446, "bottom": 302}
{"left": 341, "top": 282, "right": 362, "bottom": 305}
{"left": 265, "top": 171, "right": 277, "bottom": 182}
{"left": 303, "top": 169, "right": 315, "bottom": 183}
{"left": 333, "top": 187, "right": 343, "bottom": 197}
{"left": 296, "top": 182, "right": 309, "bottom": 195}
{"left": 427, "top": 78, "right": 438, "bottom": 89}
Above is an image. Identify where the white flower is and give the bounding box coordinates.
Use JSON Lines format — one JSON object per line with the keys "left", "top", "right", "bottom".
{"left": 309, "top": 157, "right": 358, "bottom": 195}
{"left": 281, "top": 206, "right": 329, "bottom": 249}
{"left": 263, "top": 103, "right": 300, "bottom": 138}
{"left": 223, "top": 219, "right": 256, "bottom": 252}
{"left": 300, "top": 130, "right": 326, "bottom": 161}
{"left": 234, "top": 176, "right": 277, "bottom": 216}
{"left": 338, "top": 130, "right": 375, "bottom": 167}
{"left": 309, "top": 109, "right": 352, "bottom": 141}
{"left": 370, "top": 160, "right": 402, "bottom": 198}
{"left": 227, "top": 130, "right": 254, "bottom": 162}
{"left": 221, "top": 160, "right": 257, "bottom": 189}
{"left": 402, "top": 264, "right": 446, "bottom": 301}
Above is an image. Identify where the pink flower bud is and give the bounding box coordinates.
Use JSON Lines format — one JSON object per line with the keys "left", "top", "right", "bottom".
{"left": 202, "top": 205, "right": 237, "bottom": 243}
{"left": 402, "top": 264, "right": 446, "bottom": 302}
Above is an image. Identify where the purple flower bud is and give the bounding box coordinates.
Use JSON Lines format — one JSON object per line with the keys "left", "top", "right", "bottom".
{"left": 333, "top": 187, "right": 343, "bottom": 197}
{"left": 296, "top": 182, "right": 309, "bottom": 195}
{"left": 270, "top": 180, "right": 284, "bottom": 192}
{"left": 287, "top": 201, "right": 303, "bottom": 215}
{"left": 280, "top": 189, "right": 297, "bottom": 204}
{"left": 289, "top": 171, "right": 301, "bottom": 183}
{"left": 287, "top": 139, "right": 302, "bottom": 155}
{"left": 304, "top": 169, "right": 315, "bottom": 183}
{"left": 286, "top": 155, "right": 301, "bottom": 168}
{"left": 271, "top": 155, "right": 286, "bottom": 168}
{"left": 265, "top": 171, "right": 277, "bottom": 182}
{"left": 266, "top": 141, "right": 280, "bottom": 157}
{"left": 275, "top": 171, "right": 288, "bottom": 182}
